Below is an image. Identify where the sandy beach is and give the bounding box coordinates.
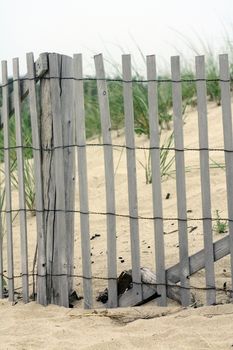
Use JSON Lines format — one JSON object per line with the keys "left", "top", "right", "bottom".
{"left": 1, "top": 300, "right": 233, "bottom": 349}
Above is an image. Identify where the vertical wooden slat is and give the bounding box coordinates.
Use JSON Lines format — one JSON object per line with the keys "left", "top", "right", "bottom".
{"left": 171, "top": 56, "right": 190, "bottom": 306}
{"left": 146, "top": 55, "right": 166, "bottom": 306}
{"left": 13, "top": 57, "right": 29, "bottom": 303}
{"left": 47, "top": 53, "right": 69, "bottom": 307}
{"left": 40, "top": 54, "right": 75, "bottom": 306}
{"left": 60, "top": 55, "right": 76, "bottom": 296}
{"left": 122, "top": 54, "right": 142, "bottom": 303}
{"left": 195, "top": 55, "right": 216, "bottom": 304}
{"left": 219, "top": 54, "right": 233, "bottom": 286}
{"left": 1, "top": 60, "right": 14, "bottom": 302}
{"left": 26, "top": 52, "right": 47, "bottom": 305}
{"left": 39, "top": 64, "right": 55, "bottom": 304}
{"left": 94, "top": 54, "right": 118, "bottom": 308}
{"left": 73, "top": 54, "right": 93, "bottom": 309}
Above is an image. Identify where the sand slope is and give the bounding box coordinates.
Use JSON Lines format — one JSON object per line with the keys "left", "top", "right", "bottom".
{"left": 1, "top": 300, "right": 233, "bottom": 349}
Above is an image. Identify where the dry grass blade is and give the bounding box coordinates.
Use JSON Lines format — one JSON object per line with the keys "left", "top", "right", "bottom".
{"left": 138, "top": 131, "right": 176, "bottom": 184}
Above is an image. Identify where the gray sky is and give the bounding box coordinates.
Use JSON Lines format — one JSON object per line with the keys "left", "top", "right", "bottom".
{"left": 1, "top": 0, "right": 233, "bottom": 76}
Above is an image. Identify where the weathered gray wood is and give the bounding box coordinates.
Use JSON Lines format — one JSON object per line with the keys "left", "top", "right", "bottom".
{"left": 195, "top": 55, "right": 216, "bottom": 305}
{"left": 120, "top": 234, "right": 231, "bottom": 306}
{"left": 35, "top": 53, "right": 48, "bottom": 77}
{"left": 47, "top": 53, "right": 69, "bottom": 307}
{"left": 59, "top": 55, "right": 75, "bottom": 295}
{"left": 1, "top": 60, "right": 14, "bottom": 302}
{"left": 219, "top": 54, "right": 233, "bottom": 286}
{"left": 39, "top": 53, "right": 75, "bottom": 307}
{"left": 94, "top": 54, "right": 118, "bottom": 308}
{"left": 0, "top": 53, "right": 48, "bottom": 125}
{"left": 26, "top": 53, "right": 47, "bottom": 306}
{"left": 171, "top": 56, "right": 190, "bottom": 306}
{"left": 13, "top": 57, "right": 29, "bottom": 303}
{"left": 122, "top": 54, "right": 142, "bottom": 304}
{"left": 167, "top": 234, "right": 230, "bottom": 283}
{"left": 119, "top": 268, "right": 157, "bottom": 307}
{"left": 146, "top": 55, "right": 166, "bottom": 306}
{"left": 39, "top": 63, "right": 55, "bottom": 304}
{"left": 119, "top": 268, "right": 180, "bottom": 307}
{"left": 73, "top": 54, "right": 93, "bottom": 309}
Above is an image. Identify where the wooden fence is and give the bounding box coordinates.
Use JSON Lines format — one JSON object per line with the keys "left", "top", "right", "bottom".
{"left": 0, "top": 52, "right": 232, "bottom": 309}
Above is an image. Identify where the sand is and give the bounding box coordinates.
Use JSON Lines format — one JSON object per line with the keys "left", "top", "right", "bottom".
{"left": 1, "top": 301, "right": 233, "bottom": 349}
{"left": 0, "top": 101, "right": 233, "bottom": 349}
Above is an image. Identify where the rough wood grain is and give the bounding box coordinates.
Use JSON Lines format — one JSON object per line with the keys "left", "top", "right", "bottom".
{"left": 59, "top": 55, "right": 75, "bottom": 295}
{"left": 47, "top": 53, "right": 69, "bottom": 307}
{"left": 94, "top": 54, "right": 118, "bottom": 308}
{"left": 39, "top": 53, "right": 76, "bottom": 307}
{"left": 39, "top": 64, "right": 55, "bottom": 304}
{"left": 27, "top": 52, "right": 47, "bottom": 305}
{"left": 13, "top": 57, "right": 29, "bottom": 303}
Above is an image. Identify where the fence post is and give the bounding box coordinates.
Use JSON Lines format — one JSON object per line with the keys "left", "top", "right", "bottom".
{"left": 39, "top": 53, "right": 75, "bottom": 307}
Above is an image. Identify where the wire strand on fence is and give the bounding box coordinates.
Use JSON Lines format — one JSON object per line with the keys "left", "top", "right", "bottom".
{"left": 0, "top": 207, "right": 231, "bottom": 222}
{"left": 0, "top": 75, "right": 233, "bottom": 89}
{"left": 1, "top": 272, "right": 232, "bottom": 295}
{"left": 0, "top": 143, "right": 231, "bottom": 153}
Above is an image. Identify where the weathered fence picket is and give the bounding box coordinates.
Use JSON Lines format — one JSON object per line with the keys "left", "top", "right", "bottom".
{"left": 48, "top": 54, "right": 69, "bottom": 307}
{"left": 60, "top": 55, "right": 76, "bottom": 296}
{"left": 73, "top": 53, "right": 93, "bottom": 309}
{"left": 122, "top": 54, "right": 142, "bottom": 304}
{"left": 13, "top": 57, "right": 29, "bottom": 303}
{"left": 171, "top": 56, "right": 190, "bottom": 306}
{"left": 2, "top": 60, "right": 14, "bottom": 302}
{"left": 26, "top": 52, "right": 47, "bottom": 306}
{"left": 94, "top": 54, "right": 118, "bottom": 307}
{"left": 146, "top": 55, "right": 166, "bottom": 306}
{"left": 195, "top": 55, "right": 216, "bottom": 305}
{"left": 219, "top": 54, "right": 233, "bottom": 287}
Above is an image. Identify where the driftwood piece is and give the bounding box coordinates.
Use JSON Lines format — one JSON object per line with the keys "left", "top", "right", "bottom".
{"left": 118, "top": 268, "right": 181, "bottom": 307}
{"left": 118, "top": 235, "right": 231, "bottom": 307}
{"left": 97, "top": 267, "right": 181, "bottom": 307}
